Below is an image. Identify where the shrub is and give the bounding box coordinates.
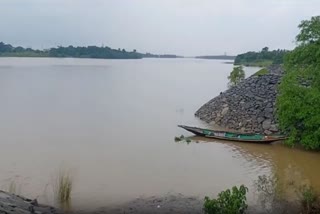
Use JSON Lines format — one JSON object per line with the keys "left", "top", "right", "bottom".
{"left": 277, "top": 16, "right": 320, "bottom": 150}
{"left": 228, "top": 66, "right": 245, "bottom": 88}
{"left": 203, "top": 185, "right": 248, "bottom": 214}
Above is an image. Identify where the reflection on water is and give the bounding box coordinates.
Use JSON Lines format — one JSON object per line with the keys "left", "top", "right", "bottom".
{"left": 186, "top": 137, "right": 320, "bottom": 202}
{"left": 0, "top": 57, "right": 319, "bottom": 210}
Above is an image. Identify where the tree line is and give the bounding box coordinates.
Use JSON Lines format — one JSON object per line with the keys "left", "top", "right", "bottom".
{"left": 234, "top": 47, "right": 289, "bottom": 66}
{"left": 0, "top": 42, "right": 181, "bottom": 59}
{"left": 49, "top": 46, "right": 142, "bottom": 59}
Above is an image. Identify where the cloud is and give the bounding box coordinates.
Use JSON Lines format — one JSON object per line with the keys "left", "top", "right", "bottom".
{"left": 0, "top": 0, "right": 319, "bottom": 55}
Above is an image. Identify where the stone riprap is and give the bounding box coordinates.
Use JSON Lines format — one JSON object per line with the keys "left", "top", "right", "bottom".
{"left": 0, "top": 191, "right": 60, "bottom": 214}
{"left": 195, "top": 66, "right": 282, "bottom": 134}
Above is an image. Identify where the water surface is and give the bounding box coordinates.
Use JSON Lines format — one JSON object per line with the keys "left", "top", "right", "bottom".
{"left": 0, "top": 57, "right": 318, "bottom": 210}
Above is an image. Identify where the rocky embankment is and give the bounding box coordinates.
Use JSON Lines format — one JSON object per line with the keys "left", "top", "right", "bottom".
{"left": 0, "top": 191, "right": 60, "bottom": 214}
{"left": 195, "top": 66, "right": 283, "bottom": 134}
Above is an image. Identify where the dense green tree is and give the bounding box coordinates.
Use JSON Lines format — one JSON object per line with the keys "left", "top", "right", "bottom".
{"left": 296, "top": 16, "right": 320, "bottom": 44}
{"left": 228, "top": 66, "right": 245, "bottom": 87}
{"left": 277, "top": 16, "right": 320, "bottom": 150}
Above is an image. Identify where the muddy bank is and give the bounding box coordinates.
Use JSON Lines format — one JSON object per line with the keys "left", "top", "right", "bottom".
{"left": 0, "top": 190, "right": 303, "bottom": 214}
{"left": 0, "top": 191, "right": 61, "bottom": 214}
{"left": 76, "top": 193, "right": 301, "bottom": 214}
{"left": 77, "top": 194, "right": 203, "bottom": 214}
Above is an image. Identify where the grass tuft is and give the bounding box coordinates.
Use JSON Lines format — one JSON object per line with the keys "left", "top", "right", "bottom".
{"left": 8, "top": 180, "right": 16, "bottom": 194}
{"left": 53, "top": 169, "right": 73, "bottom": 209}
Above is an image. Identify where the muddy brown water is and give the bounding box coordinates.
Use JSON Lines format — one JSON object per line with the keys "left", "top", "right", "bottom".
{"left": 0, "top": 57, "right": 319, "bottom": 211}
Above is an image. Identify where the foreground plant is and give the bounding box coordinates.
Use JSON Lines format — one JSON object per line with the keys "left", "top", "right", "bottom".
{"left": 53, "top": 169, "right": 73, "bottom": 210}
{"left": 203, "top": 185, "right": 248, "bottom": 214}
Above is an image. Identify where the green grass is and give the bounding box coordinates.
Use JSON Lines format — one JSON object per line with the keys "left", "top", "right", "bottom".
{"left": 235, "top": 60, "right": 273, "bottom": 67}
{"left": 253, "top": 68, "right": 269, "bottom": 76}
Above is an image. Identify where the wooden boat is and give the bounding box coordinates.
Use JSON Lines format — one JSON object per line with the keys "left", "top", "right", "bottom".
{"left": 178, "top": 125, "right": 287, "bottom": 144}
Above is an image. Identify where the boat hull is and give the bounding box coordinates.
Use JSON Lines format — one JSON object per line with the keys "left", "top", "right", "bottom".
{"left": 178, "top": 125, "right": 286, "bottom": 144}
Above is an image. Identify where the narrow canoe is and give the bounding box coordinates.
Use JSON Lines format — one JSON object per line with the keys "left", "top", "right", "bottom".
{"left": 178, "top": 125, "right": 287, "bottom": 144}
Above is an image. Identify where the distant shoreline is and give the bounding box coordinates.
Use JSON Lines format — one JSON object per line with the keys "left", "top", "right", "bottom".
{"left": 0, "top": 42, "right": 240, "bottom": 61}
{"left": 0, "top": 42, "right": 185, "bottom": 60}
{"left": 195, "top": 55, "right": 236, "bottom": 60}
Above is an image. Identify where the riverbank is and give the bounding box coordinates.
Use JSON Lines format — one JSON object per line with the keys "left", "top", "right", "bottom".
{"left": 234, "top": 60, "right": 273, "bottom": 67}
{"left": 77, "top": 195, "right": 300, "bottom": 214}
{"left": 78, "top": 194, "right": 203, "bottom": 214}
{"left": 0, "top": 191, "right": 61, "bottom": 214}
{"left": 0, "top": 190, "right": 301, "bottom": 214}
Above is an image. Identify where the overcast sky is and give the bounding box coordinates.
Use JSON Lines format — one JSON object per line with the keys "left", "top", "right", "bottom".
{"left": 0, "top": 0, "right": 319, "bottom": 55}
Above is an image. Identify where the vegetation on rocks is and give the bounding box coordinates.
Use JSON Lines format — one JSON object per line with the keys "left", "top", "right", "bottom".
{"left": 277, "top": 16, "right": 320, "bottom": 150}
{"left": 227, "top": 66, "right": 245, "bottom": 87}
{"left": 253, "top": 68, "right": 269, "bottom": 76}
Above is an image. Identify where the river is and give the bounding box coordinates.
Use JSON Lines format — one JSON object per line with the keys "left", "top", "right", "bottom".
{"left": 0, "top": 57, "right": 319, "bottom": 210}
